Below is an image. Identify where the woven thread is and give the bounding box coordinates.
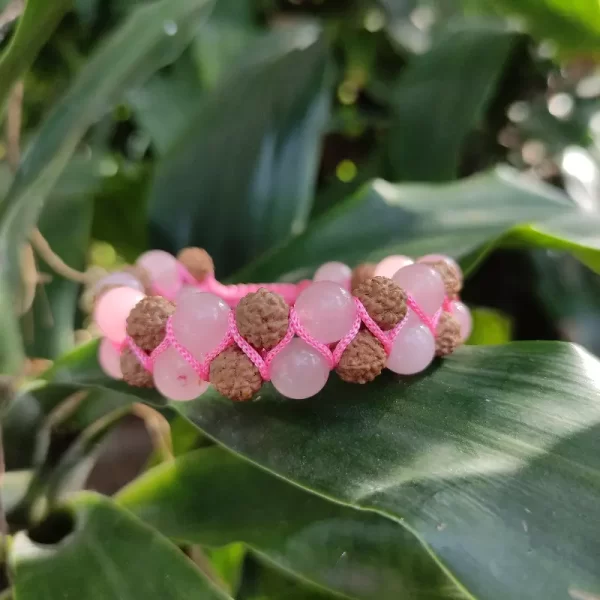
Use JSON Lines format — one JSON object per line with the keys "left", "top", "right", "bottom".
{"left": 127, "top": 293, "right": 453, "bottom": 383}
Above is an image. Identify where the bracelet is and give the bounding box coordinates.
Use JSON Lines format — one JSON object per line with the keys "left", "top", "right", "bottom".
{"left": 92, "top": 248, "right": 472, "bottom": 401}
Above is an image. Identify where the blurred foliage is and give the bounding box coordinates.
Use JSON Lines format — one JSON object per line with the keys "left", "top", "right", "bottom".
{"left": 2, "top": 0, "right": 600, "bottom": 598}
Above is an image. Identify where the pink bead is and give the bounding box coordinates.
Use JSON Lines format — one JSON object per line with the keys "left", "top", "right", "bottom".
{"left": 313, "top": 262, "right": 352, "bottom": 288}
{"left": 386, "top": 323, "right": 435, "bottom": 375}
{"left": 136, "top": 250, "right": 181, "bottom": 298}
{"left": 451, "top": 300, "right": 472, "bottom": 342}
{"left": 93, "top": 271, "right": 144, "bottom": 295}
{"left": 417, "top": 254, "right": 462, "bottom": 278}
{"left": 98, "top": 338, "right": 122, "bottom": 379}
{"left": 295, "top": 281, "right": 357, "bottom": 344}
{"left": 374, "top": 255, "right": 413, "bottom": 278}
{"left": 172, "top": 289, "right": 230, "bottom": 360}
{"left": 270, "top": 338, "right": 330, "bottom": 399}
{"left": 392, "top": 263, "right": 445, "bottom": 315}
{"left": 94, "top": 286, "right": 145, "bottom": 344}
{"left": 153, "top": 346, "right": 209, "bottom": 401}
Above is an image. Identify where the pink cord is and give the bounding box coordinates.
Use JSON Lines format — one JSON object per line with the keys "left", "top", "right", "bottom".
{"left": 127, "top": 293, "right": 456, "bottom": 384}
{"left": 122, "top": 262, "right": 457, "bottom": 385}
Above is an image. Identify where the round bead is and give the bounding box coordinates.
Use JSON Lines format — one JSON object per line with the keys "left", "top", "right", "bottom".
{"left": 98, "top": 338, "right": 122, "bottom": 379}
{"left": 386, "top": 323, "right": 435, "bottom": 375}
{"left": 350, "top": 263, "right": 376, "bottom": 293}
{"left": 126, "top": 296, "right": 175, "bottom": 352}
{"left": 153, "top": 346, "right": 209, "bottom": 401}
{"left": 313, "top": 262, "right": 352, "bottom": 288}
{"left": 120, "top": 347, "right": 154, "bottom": 387}
{"left": 374, "top": 255, "right": 413, "bottom": 278}
{"left": 94, "top": 286, "right": 146, "bottom": 344}
{"left": 353, "top": 276, "right": 407, "bottom": 331}
{"left": 136, "top": 250, "right": 181, "bottom": 298}
{"left": 177, "top": 247, "right": 214, "bottom": 282}
{"left": 172, "top": 289, "right": 230, "bottom": 360}
{"left": 236, "top": 288, "right": 289, "bottom": 350}
{"left": 451, "top": 300, "right": 472, "bottom": 342}
{"left": 392, "top": 263, "right": 445, "bottom": 315}
{"left": 417, "top": 254, "right": 462, "bottom": 278}
{"left": 210, "top": 347, "right": 263, "bottom": 401}
{"left": 336, "top": 330, "right": 386, "bottom": 384}
{"left": 93, "top": 272, "right": 144, "bottom": 296}
{"left": 270, "top": 338, "right": 330, "bottom": 399}
{"left": 294, "top": 281, "right": 357, "bottom": 344}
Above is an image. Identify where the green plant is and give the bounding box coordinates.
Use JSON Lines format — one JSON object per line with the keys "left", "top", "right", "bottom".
{"left": 2, "top": 0, "right": 600, "bottom": 598}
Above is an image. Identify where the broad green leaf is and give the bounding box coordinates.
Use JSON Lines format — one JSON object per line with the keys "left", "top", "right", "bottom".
{"left": 0, "top": 0, "right": 71, "bottom": 112}
{"left": 238, "top": 556, "right": 336, "bottom": 600}
{"left": 467, "top": 307, "right": 513, "bottom": 345}
{"left": 148, "top": 24, "right": 330, "bottom": 277}
{"left": 119, "top": 447, "right": 467, "bottom": 599}
{"left": 233, "top": 167, "right": 600, "bottom": 282}
{"left": 128, "top": 52, "right": 203, "bottom": 155}
{"left": 9, "top": 493, "right": 232, "bottom": 599}
{"left": 471, "top": 0, "right": 600, "bottom": 55}
{"left": 0, "top": 0, "right": 214, "bottom": 373}
{"left": 1, "top": 470, "right": 33, "bottom": 514}
{"left": 169, "top": 342, "right": 600, "bottom": 600}
{"left": 387, "top": 23, "right": 514, "bottom": 181}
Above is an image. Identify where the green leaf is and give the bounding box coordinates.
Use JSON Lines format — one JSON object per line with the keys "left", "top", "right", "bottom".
{"left": 119, "top": 447, "right": 467, "bottom": 599}
{"left": 22, "top": 160, "right": 98, "bottom": 360}
{"left": 166, "top": 342, "right": 600, "bottom": 600}
{"left": 472, "top": 0, "right": 600, "bottom": 55}
{"left": 148, "top": 24, "right": 330, "bottom": 277}
{"left": 9, "top": 493, "right": 232, "bottom": 599}
{"left": 233, "top": 167, "right": 600, "bottom": 282}
{"left": 387, "top": 23, "right": 514, "bottom": 181}
{"left": 1, "top": 470, "right": 33, "bottom": 514}
{"left": 0, "top": 0, "right": 215, "bottom": 373}
{"left": 0, "top": 0, "right": 71, "bottom": 113}
{"left": 467, "top": 307, "right": 513, "bottom": 344}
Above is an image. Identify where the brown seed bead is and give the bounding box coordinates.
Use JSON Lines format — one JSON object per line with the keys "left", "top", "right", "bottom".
{"left": 354, "top": 276, "right": 407, "bottom": 331}
{"left": 236, "top": 288, "right": 289, "bottom": 350}
{"left": 126, "top": 296, "right": 175, "bottom": 352}
{"left": 210, "top": 347, "right": 262, "bottom": 401}
{"left": 435, "top": 312, "right": 461, "bottom": 357}
{"left": 423, "top": 260, "right": 462, "bottom": 298}
{"left": 177, "top": 247, "right": 214, "bottom": 283}
{"left": 120, "top": 348, "right": 154, "bottom": 388}
{"left": 336, "top": 330, "right": 387, "bottom": 384}
{"left": 350, "top": 263, "right": 376, "bottom": 293}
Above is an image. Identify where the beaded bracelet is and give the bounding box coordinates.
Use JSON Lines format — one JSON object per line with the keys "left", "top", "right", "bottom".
{"left": 92, "top": 248, "right": 472, "bottom": 401}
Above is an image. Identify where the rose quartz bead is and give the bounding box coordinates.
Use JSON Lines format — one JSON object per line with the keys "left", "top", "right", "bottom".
{"left": 137, "top": 250, "right": 181, "bottom": 298}
{"left": 172, "top": 289, "right": 230, "bottom": 360}
{"left": 270, "top": 338, "right": 330, "bottom": 399}
{"left": 387, "top": 323, "right": 435, "bottom": 375}
{"left": 451, "top": 300, "right": 472, "bottom": 342}
{"left": 98, "top": 338, "right": 123, "bottom": 379}
{"left": 295, "top": 281, "right": 357, "bottom": 344}
{"left": 392, "top": 263, "right": 445, "bottom": 315}
{"left": 153, "top": 346, "right": 209, "bottom": 401}
{"left": 417, "top": 253, "right": 462, "bottom": 278}
{"left": 374, "top": 255, "right": 413, "bottom": 278}
{"left": 93, "top": 271, "right": 144, "bottom": 295}
{"left": 94, "top": 286, "right": 145, "bottom": 344}
{"left": 313, "top": 262, "right": 352, "bottom": 288}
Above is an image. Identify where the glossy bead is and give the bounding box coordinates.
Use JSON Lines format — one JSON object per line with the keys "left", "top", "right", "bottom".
{"left": 451, "top": 300, "right": 472, "bottom": 342}
{"left": 392, "top": 263, "right": 445, "bottom": 315}
{"left": 270, "top": 338, "right": 330, "bottom": 399}
{"left": 374, "top": 255, "right": 413, "bottom": 278}
{"left": 93, "top": 271, "right": 144, "bottom": 295}
{"left": 417, "top": 254, "right": 462, "bottom": 278}
{"left": 98, "top": 338, "right": 122, "bottom": 379}
{"left": 295, "top": 281, "right": 357, "bottom": 344}
{"left": 386, "top": 323, "right": 435, "bottom": 375}
{"left": 172, "top": 289, "right": 230, "bottom": 360}
{"left": 313, "top": 262, "right": 352, "bottom": 288}
{"left": 136, "top": 250, "right": 181, "bottom": 298}
{"left": 153, "top": 346, "right": 209, "bottom": 401}
{"left": 94, "top": 286, "right": 145, "bottom": 344}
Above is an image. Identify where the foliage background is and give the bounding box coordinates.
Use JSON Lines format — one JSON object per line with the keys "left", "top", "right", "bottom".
{"left": 1, "top": 0, "right": 600, "bottom": 598}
